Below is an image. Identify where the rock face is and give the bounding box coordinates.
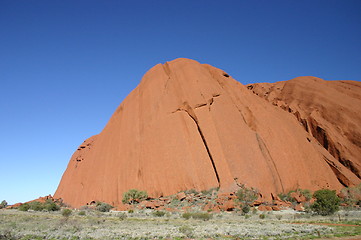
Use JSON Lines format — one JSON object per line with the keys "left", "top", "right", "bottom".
{"left": 54, "top": 58, "right": 361, "bottom": 208}
{"left": 247, "top": 77, "right": 361, "bottom": 187}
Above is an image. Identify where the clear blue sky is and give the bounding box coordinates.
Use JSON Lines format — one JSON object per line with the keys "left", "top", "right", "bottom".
{"left": 1, "top": 0, "right": 360, "bottom": 204}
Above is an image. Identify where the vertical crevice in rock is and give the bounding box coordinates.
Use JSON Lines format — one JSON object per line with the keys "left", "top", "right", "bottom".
{"left": 184, "top": 110, "right": 220, "bottom": 186}
{"left": 255, "top": 133, "right": 285, "bottom": 192}
{"left": 173, "top": 104, "right": 220, "bottom": 186}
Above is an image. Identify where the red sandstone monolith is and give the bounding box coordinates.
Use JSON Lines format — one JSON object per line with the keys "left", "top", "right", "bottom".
{"left": 54, "top": 58, "right": 360, "bottom": 208}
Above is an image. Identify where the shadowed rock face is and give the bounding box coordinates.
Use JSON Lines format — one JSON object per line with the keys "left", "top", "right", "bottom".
{"left": 247, "top": 77, "right": 361, "bottom": 186}
{"left": 54, "top": 59, "right": 360, "bottom": 208}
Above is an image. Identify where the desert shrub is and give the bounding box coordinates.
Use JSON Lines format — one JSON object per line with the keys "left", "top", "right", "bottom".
{"left": 278, "top": 192, "right": 291, "bottom": 202}
{"left": 152, "top": 210, "right": 166, "bottom": 217}
{"left": 21, "top": 200, "right": 60, "bottom": 212}
{"left": 252, "top": 207, "right": 257, "bottom": 215}
{"left": 182, "top": 212, "right": 212, "bottom": 220}
{"left": 278, "top": 190, "right": 297, "bottom": 203}
{"left": 259, "top": 213, "right": 266, "bottom": 219}
{"left": 0, "top": 200, "right": 8, "bottom": 209}
{"left": 122, "top": 189, "right": 148, "bottom": 204}
{"left": 18, "top": 203, "right": 30, "bottom": 211}
{"left": 179, "top": 225, "right": 194, "bottom": 238}
{"left": 278, "top": 189, "right": 312, "bottom": 203}
{"left": 128, "top": 209, "right": 134, "bottom": 213}
{"left": 276, "top": 215, "right": 282, "bottom": 220}
{"left": 78, "top": 210, "right": 86, "bottom": 216}
{"left": 29, "top": 201, "right": 44, "bottom": 211}
{"left": 201, "top": 187, "right": 219, "bottom": 196}
{"left": 118, "top": 212, "right": 127, "bottom": 220}
{"left": 62, "top": 208, "right": 72, "bottom": 217}
{"left": 242, "top": 205, "right": 250, "bottom": 214}
{"left": 244, "top": 214, "right": 251, "bottom": 219}
{"left": 95, "top": 201, "right": 113, "bottom": 212}
{"left": 185, "top": 189, "right": 199, "bottom": 195}
{"left": 340, "top": 183, "right": 361, "bottom": 206}
{"left": 43, "top": 200, "right": 60, "bottom": 211}
{"left": 311, "top": 189, "right": 340, "bottom": 216}
{"left": 299, "top": 189, "right": 312, "bottom": 201}
{"left": 182, "top": 212, "right": 192, "bottom": 220}
{"left": 236, "top": 184, "right": 258, "bottom": 205}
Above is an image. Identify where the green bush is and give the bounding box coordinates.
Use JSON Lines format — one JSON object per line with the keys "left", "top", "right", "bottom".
{"left": 152, "top": 210, "right": 166, "bottom": 217}
{"left": 259, "top": 213, "right": 266, "bottom": 219}
{"left": 236, "top": 185, "right": 258, "bottom": 205}
{"left": 299, "top": 189, "right": 312, "bottom": 201}
{"left": 340, "top": 183, "right": 361, "bottom": 206}
{"left": 122, "top": 189, "right": 148, "bottom": 204}
{"left": 95, "top": 202, "right": 113, "bottom": 212}
{"left": 78, "top": 210, "right": 86, "bottom": 216}
{"left": 62, "top": 209, "right": 72, "bottom": 217}
{"left": 182, "top": 212, "right": 192, "bottom": 220}
{"left": 18, "top": 200, "right": 60, "bottom": 212}
{"left": 44, "top": 200, "right": 60, "bottom": 211}
{"left": 179, "top": 225, "right": 194, "bottom": 238}
{"left": 29, "top": 201, "right": 43, "bottom": 211}
{"left": 185, "top": 189, "right": 199, "bottom": 195}
{"left": 311, "top": 189, "right": 340, "bottom": 216}
{"left": 278, "top": 189, "right": 312, "bottom": 202}
{"left": 18, "top": 203, "right": 30, "bottom": 211}
{"left": 191, "top": 212, "right": 212, "bottom": 221}
{"left": 242, "top": 205, "right": 250, "bottom": 214}
{"left": 201, "top": 187, "right": 219, "bottom": 196}
{"left": 0, "top": 200, "right": 8, "bottom": 209}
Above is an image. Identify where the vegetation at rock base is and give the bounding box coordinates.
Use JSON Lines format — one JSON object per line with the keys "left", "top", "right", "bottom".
{"left": 152, "top": 210, "right": 166, "bottom": 217}
{"left": 278, "top": 188, "right": 312, "bottom": 203}
{"left": 17, "top": 200, "right": 60, "bottom": 212}
{"left": 311, "top": 189, "right": 340, "bottom": 215}
{"left": 1, "top": 207, "right": 361, "bottom": 239}
{"left": 236, "top": 184, "right": 258, "bottom": 214}
{"left": 340, "top": 183, "right": 361, "bottom": 206}
{"left": 18, "top": 203, "right": 30, "bottom": 211}
{"left": 122, "top": 189, "right": 148, "bottom": 204}
{"left": 95, "top": 201, "right": 113, "bottom": 212}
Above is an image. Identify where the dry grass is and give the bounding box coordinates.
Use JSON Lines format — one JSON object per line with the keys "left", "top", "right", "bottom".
{"left": 1, "top": 208, "right": 361, "bottom": 239}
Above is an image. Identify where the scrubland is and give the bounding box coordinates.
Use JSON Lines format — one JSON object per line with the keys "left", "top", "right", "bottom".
{"left": 1, "top": 208, "right": 361, "bottom": 240}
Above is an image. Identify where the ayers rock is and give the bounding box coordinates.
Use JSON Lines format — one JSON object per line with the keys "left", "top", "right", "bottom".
{"left": 54, "top": 58, "right": 361, "bottom": 208}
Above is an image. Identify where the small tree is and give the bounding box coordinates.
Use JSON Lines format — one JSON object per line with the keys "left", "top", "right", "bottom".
{"left": 122, "top": 189, "right": 148, "bottom": 204}
{"left": 311, "top": 189, "right": 340, "bottom": 216}
{"left": 0, "top": 200, "right": 7, "bottom": 209}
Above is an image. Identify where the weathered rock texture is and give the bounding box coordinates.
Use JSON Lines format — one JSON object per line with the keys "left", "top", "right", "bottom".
{"left": 247, "top": 77, "right": 361, "bottom": 187}
{"left": 54, "top": 59, "right": 361, "bottom": 208}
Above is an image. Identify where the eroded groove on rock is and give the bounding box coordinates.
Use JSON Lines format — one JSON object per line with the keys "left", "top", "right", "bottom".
{"left": 308, "top": 117, "right": 361, "bottom": 180}
{"left": 176, "top": 108, "right": 220, "bottom": 186}
{"left": 323, "top": 156, "right": 350, "bottom": 187}
{"left": 256, "top": 133, "right": 284, "bottom": 192}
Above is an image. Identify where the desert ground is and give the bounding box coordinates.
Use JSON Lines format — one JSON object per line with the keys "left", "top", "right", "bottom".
{"left": 1, "top": 208, "right": 361, "bottom": 240}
